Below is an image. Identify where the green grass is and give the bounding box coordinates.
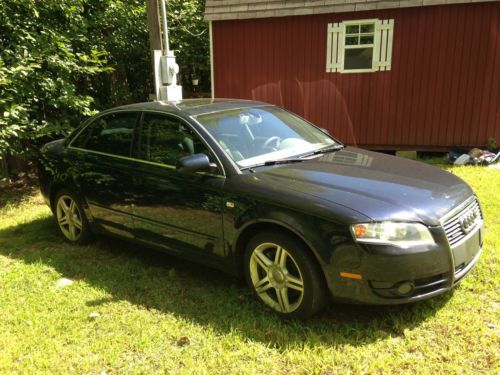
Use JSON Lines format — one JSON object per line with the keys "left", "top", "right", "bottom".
{"left": 0, "top": 164, "right": 499, "bottom": 374}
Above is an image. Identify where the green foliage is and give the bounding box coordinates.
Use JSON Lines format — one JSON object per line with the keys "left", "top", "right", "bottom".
{"left": 0, "top": 0, "right": 210, "bottom": 159}
{"left": 79, "top": 0, "right": 209, "bottom": 107}
{"left": 167, "top": 0, "right": 210, "bottom": 90}
{"left": 83, "top": 0, "right": 153, "bottom": 109}
{"left": 0, "top": 0, "right": 111, "bottom": 157}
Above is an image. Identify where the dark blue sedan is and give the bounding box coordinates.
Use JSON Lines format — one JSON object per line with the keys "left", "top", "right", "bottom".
{"left": 38, "top": 99, "right": 484, "bottom": 318}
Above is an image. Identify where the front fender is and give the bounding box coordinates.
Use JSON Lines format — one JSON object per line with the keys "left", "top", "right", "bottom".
{"left": 223, "top": 197, "right": 359, "bottom": 268}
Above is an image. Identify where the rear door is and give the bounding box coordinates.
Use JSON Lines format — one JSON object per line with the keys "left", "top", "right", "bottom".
{"left": 129, "top": 112, "right": 226, "bottom": 263}
{"left": 68, "top": 111, "right": 139, "bottom": 238}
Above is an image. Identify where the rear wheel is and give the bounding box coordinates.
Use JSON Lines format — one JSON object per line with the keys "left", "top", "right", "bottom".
{"left": 54, "top": 189, "right": 92, "bottom": 244}
{"left": 244, "top": 231, "right": 327, "bottom": 319}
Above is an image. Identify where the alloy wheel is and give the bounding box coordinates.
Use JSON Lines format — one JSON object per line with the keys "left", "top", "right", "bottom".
{"left": 56, "top": 195, "right": 83, "bottom": 241}
{"left": 249, "top": 242, "right": 304, "bottom": 313}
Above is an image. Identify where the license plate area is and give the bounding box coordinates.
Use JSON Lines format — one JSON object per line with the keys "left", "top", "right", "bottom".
{"left": 452, "top": 228, "right": 481, "bottom": 267}
{"left": 451, "top": 225, "right": 483, "bottom": 284}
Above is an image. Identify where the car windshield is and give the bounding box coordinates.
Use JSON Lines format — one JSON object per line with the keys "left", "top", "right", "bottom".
{"left": 195, "top": 106, "right": 339, "bottom": 168}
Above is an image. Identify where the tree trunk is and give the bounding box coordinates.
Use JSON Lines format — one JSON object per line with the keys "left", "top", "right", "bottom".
{"left": 146, "top": 0, "right": 163, "bottom": 69}
{"left": 0, "top": 156, "right": 8, "bottom": 177}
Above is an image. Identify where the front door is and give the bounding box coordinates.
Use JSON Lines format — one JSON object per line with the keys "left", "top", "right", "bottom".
{"left": 130, "top": 112, "right": 225, "bottom": 262}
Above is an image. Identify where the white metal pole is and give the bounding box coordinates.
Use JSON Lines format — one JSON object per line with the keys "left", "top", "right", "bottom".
{"left": 160, "top": 0, "right": 169, "bottom": 54}
{"left": 156, "top": 0, "right": 182, "bottom": 101}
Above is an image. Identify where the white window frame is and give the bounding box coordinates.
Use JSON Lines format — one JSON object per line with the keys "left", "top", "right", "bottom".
{"left": 326, "top": 18, "right": 394, "bottom": 74}
{"left": 341, "top": 19, "right": 379, "bottom": 73}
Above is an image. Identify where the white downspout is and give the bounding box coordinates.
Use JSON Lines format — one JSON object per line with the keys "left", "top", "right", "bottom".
{"left": 209, "top": 20, "right": 214, "bottom": 99}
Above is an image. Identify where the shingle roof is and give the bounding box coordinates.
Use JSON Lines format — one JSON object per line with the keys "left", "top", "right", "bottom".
{"left": 204, "top": 0, "right": 494, "bottom": 21}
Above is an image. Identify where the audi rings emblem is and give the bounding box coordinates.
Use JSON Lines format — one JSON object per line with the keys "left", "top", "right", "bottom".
{"left": 459, "top": 211, "right": 478, "bottom": 234}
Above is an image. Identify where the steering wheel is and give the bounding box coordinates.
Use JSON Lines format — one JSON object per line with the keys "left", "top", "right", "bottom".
{"left": 262, "top": 136, "right": 281, "bottom": 150}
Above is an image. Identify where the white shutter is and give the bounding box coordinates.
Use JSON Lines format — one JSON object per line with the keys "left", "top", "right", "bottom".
{"left": 374, "top": 19, "right": 394, "bottom": 71}
{"left": 326, "top": 23, "right": 343, "bottom": 73}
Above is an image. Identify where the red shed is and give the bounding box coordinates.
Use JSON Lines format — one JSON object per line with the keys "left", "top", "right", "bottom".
{"left": 205, "top": 0, "right": 500, "bottom": 151}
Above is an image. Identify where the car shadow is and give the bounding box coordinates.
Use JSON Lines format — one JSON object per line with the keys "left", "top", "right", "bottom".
{"left": 0, "top": 216, "right": 454, "bottom": 349}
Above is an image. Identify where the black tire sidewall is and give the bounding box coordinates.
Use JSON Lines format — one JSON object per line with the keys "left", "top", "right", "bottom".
{"left": 244, "top": 231, "right": 326, "bottom": 319}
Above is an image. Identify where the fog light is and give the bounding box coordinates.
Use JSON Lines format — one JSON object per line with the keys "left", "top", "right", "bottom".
{"left": 396, "top": 282, "right": 414, "bottom": 296}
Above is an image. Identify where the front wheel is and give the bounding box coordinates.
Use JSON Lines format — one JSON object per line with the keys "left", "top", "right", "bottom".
{"left": 54, "top": 189, "right": 92, "bottom": 244}
{"left": 244, "top": 231, "right": 327, "bottom": 319}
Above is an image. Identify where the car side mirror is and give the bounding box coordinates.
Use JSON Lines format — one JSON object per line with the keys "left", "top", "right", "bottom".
{"left": 176, "top": 153, "right": 218, "bottom": 174}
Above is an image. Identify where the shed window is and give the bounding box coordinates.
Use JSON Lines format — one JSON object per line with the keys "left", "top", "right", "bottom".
{"left": 326, "top": 19, "right": 394, "bottom": 73}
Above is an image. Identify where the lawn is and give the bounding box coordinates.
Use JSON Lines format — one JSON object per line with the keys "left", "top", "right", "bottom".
{"left": 0, "top": 163, "right": 498, "bottom": 374}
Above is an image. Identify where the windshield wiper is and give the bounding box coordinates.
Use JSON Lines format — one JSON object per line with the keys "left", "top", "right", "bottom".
{"left": 263, "top": 158, "right": 306, "bottom": 166}
{"left": 311, "top": 144, "right": 345, "bottom": 155}
{"left": 240, "top": 158, "right": 306, "bottom": 171}
{"left": 240, "top": 145, "right": 344, "bottom": 171}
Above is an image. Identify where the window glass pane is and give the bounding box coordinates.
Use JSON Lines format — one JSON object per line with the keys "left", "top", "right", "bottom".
{"left": 71, "top": 123, "right": 95, "bottom": 148}
{"left": 139, "top": 114, "right": 210, "bottom": 166}
{"left": 344, "top": 47, "right": 373, "bottom": 70}
{"left": 360, "top": 24, "right": 374, "bottom": 33}
{"left": 196, "top": 106, "right": 337, "bottom": 168}
{"left": 345, "top": 36, "right": 359, "bottom": 46}
{"left": 360, "top": 35, "right": 374, "bottom": 45}
{"left": 83, "top": 113, "right": 136, "bottom": 157}
{"left": 345, "top": 25, "right": 359, "bottom": 34}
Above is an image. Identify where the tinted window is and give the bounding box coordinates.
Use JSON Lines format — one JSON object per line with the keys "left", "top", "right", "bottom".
{"left": 72, "top": 112, "right": 137, "bottom": 157}
{"left": 70, "top": 121, "right": 95, "bottom": 149}
{"left": 138, "top": 114, "right": 211, "bottom": 166}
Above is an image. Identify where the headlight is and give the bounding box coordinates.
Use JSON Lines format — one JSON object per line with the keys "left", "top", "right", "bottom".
{"left": 351, "top": 222, "right": 434, "bottom": 248}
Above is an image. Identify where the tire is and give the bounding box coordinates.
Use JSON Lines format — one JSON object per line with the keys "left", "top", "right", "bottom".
{"left": 54, "top": 189, "right": 93, "bottom": 245}
{"left": 244, "top": 231, "right": 327, "bottom": 319}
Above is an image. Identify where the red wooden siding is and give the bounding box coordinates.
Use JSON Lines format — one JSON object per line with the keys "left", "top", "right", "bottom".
{"left": 212, "top": 3, "right": 500, "bottom": 150}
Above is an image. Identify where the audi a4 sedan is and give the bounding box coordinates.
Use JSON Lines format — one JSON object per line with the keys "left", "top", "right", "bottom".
{"left": 39, "top": 99, "right": 484, "bottom": 318}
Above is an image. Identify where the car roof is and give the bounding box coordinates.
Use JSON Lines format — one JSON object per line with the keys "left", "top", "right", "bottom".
{"left": 103, "top": 98, "right": 272, "bottom": 117}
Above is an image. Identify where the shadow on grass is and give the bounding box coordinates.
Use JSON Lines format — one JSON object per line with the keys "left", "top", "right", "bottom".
{"left": 0, "top": 216, "right": 454, "bottom": 349}
{"left": 0, "top": 184, "right": 39, "bottom": 208}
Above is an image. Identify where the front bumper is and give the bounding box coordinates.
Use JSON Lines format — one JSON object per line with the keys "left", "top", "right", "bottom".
{"left": 324, "top": 221, "right": 484, "bottom": 305}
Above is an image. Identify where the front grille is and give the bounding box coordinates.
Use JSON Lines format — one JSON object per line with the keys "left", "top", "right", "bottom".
{"left": 454, "top": 262, "right": 465, "bottom": 275}
{"left": 442, "top": 199, "right": 482, "bottom": 247}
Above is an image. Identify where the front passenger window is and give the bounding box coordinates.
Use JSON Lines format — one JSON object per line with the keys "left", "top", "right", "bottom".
{"left": 138, "top": 114, "right": 211, "bottom": 166}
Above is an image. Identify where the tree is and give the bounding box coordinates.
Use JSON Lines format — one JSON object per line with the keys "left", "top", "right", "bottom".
{"left": 166, "top": 0, "right": 209, "bottom": 92}
{"left": 84, "top": 0, "right": 153, "bottom": 108}
{"left": 0, "top": 0, "right": 110, "bottom": 158}
{"left": 0, "top": 0, "right": 210, "bottom": 161}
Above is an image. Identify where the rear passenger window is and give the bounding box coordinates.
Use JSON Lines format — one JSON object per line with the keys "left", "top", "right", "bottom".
{"left": 71, "top": 113, "right": 137, "bottom": 157}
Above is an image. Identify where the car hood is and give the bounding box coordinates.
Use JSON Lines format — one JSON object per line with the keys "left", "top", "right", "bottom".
{"left": 255, "top": 147, "right": 473, "bottom": 225}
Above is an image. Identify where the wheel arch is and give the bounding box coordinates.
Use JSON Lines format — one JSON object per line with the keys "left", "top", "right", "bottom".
{"left": 233, "top": 220, "right": 327, "bottom": 282}
{"left": 49, "top": 180, "right": 82, "bottom": 213}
